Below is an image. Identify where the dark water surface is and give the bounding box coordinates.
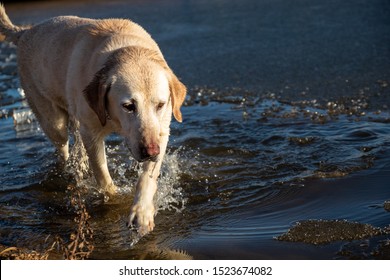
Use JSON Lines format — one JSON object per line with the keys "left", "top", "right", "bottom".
{"left": 1, "top": 88, "right": 389, "bottom": 259}
{"left": 1, "top": 0, "right": 390, "bottom": 259}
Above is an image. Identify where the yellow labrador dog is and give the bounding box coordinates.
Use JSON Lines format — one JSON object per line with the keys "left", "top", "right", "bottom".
{"left": 0, "top": 5, "right": 186, "bottom": 235}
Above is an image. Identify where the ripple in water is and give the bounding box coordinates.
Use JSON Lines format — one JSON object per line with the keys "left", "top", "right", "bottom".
{"left": 1, "top": 85, "right": 390, "bottom": 259}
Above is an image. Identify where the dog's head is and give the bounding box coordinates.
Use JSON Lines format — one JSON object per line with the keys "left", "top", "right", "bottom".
{"left": 83, "top": 47, "right": 186, "bottom": 162}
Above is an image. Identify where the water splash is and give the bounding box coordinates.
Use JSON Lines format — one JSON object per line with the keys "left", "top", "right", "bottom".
{"left": 63, "top": 134, "right": 188, "bottom": 214}
{"left": 66, "top": 130, "right": 93, "bottom": 188}
{"left": 106, "top": 142, "right": 187, "bottom": 211}
{"left": 155, "top": 148, "right": 187, "bottom": 212}
{"left": 12, "top": 108, "right": 35, "bottom": 126}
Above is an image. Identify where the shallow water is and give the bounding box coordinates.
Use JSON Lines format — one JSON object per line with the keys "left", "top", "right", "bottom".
{"left": 1, "top": 55, "right": 390, "bottom": 258}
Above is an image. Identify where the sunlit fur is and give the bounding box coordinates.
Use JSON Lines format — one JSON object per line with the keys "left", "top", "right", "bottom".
{"left": 0, "top": 4, "right": 186, "bottom": 235}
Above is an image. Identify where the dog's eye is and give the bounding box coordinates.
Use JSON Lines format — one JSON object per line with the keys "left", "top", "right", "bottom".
{"left": 156, "top": 102, "right": 165, "bottom": 111}
{"left": 122, "top": 102, "right": 136, "bottom": 113}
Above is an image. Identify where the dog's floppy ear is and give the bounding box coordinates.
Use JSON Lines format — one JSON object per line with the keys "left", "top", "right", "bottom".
{"left": 83, "top": 68, "right": 110, "bottom": 126}
{"left": 143, "top": 48, "right": 186, "bottom": 122}
{"left": 169, "top": 73, "right": 187, "bottom": 123}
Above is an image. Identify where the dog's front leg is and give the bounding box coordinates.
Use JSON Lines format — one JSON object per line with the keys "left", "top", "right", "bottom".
{"left": 80, "top": 128, "right": 118, "bottom": 195}
{"left": 128, "top": 137, "right": 168, "bottom": 235}
{"left": 128, "top": 164, "right": 158, "bottom": 235}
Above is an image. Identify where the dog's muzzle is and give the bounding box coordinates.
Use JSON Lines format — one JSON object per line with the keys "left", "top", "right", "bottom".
{"left": 139, "top": 143, "right": 160, "bottom": 162}
{"left": 125, "top": 140, "right": 160, "bottom": 162}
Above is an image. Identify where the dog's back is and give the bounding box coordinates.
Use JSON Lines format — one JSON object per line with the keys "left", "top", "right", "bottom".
{"left": 16, "top": 17, "right": 97, "bottom": 104}
{"left": 0, "top": 6, "right": 163, "bottom": 111}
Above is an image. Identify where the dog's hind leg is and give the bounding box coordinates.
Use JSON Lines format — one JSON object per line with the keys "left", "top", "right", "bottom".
{"left": 25, "top": 92, "right": 70, "bottom": 165}
{"left": 79, "top": 127, "right": 118, "bottom": 195}
{"left": 45, "top": 105, "right": 70, "bottom": 165}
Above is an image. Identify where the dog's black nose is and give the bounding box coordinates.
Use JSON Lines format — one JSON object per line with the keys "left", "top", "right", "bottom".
{"left": 140, "top": 143, "right": 160, "bottom": 160}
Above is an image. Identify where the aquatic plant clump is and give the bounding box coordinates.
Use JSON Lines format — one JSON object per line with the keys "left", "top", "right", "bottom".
{"left": 0, "top": 184, "right": 94, "bottom": 260}
{"left": 384, "top": 201, "right": 390, "bottom": 212}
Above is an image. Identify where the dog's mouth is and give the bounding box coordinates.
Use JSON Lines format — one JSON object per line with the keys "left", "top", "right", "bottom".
{"left": 133, "top": 152, "right": 159, "bottom": 163}
{"left": 137, "top": 155, "right": 159, "bottom": 163}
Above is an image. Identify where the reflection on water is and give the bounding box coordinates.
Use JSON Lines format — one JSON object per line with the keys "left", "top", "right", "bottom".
{"left": 1, "top": 42, "right": 390, "bottom": 259}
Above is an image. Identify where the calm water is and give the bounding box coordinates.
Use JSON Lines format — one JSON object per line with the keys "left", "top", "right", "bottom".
{"left": 1, "top": 61, "right": 390, "bottom": 258}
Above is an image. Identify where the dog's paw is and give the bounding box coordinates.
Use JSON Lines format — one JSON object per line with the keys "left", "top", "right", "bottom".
{"left": 128, "top": 203, "right": 155, "bottom": 236}
{"left": 105, "top": 182, "right": 119, "bottom": 196}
